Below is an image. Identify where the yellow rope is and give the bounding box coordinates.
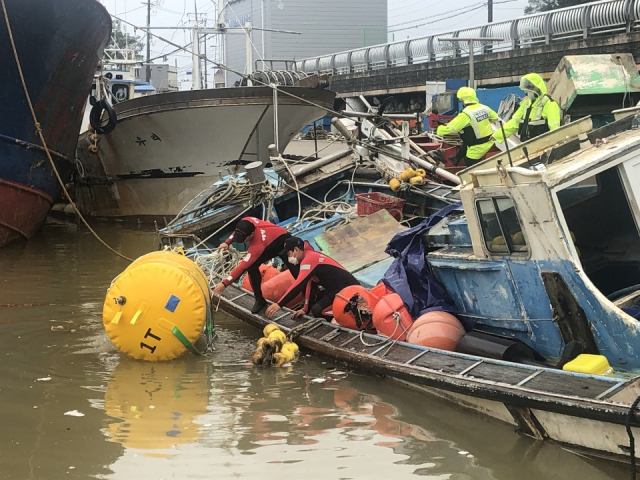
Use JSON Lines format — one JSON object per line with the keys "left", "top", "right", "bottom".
{"left": 1, "top": 0, "right": 132, "bottom": 262}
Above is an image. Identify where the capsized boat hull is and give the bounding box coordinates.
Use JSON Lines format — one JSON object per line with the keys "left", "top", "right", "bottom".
{"left": 0, "top": 0, "right": 111, "bottom": 246}
{"left": 75, "top": 86, "right": 335, "bottom": 219}
{"left": 215, "top": 281, "right": 640, "bottom": 464}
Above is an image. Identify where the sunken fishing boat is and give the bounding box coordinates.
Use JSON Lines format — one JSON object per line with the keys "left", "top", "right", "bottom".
{"left": 0, "top": 0, "right": 111, "bottom": 247}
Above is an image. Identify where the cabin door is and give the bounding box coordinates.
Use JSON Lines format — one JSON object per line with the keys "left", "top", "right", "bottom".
{"left": 618, "top": 157, "right": 640, "bottom": 235}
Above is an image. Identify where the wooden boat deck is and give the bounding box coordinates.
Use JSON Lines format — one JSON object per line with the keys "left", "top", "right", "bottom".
{"left": 218, "top": 284, "right": 640, "bottom": 430}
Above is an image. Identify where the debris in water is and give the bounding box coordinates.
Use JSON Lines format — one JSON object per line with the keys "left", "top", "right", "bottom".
{"left": 311, "top": 378, "right": 326, "bottom": 384}
{"left": 64, "top": 410, "right": 85, "bottom": 417}
{"left": 458, "top": 450, "right": 469, "bottom": 455}
{"left": 36, "top": 377, "right": 52, "bottom": 382}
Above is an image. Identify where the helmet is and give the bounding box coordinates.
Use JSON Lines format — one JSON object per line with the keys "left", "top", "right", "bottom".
{"left": 519, "top": 73, "right": 545, "bottom": 96}
{"left": 456, "top": 87, "right": 478, "bottom": 104}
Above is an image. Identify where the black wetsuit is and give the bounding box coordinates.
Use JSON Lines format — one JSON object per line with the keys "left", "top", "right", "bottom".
{"left": 277, "top": 250, "right": 360, "bottom": 317}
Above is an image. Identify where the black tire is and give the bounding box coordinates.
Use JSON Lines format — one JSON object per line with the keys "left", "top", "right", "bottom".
{"left": 89, "top": 99, "right": 117, "bottom": 134}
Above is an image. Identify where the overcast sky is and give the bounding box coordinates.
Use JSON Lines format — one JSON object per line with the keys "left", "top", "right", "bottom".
{"left": 98, "top": 0, "right": 529, "bottom": 87}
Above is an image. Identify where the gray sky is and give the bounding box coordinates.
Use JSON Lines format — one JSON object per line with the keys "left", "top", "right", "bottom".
{"left": 98, "top": 0, "right": 529, "bottom": 87}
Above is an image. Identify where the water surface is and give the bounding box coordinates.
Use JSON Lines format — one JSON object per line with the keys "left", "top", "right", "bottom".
{"left": 0, "top": 221, "right": 629, "bottom": 479}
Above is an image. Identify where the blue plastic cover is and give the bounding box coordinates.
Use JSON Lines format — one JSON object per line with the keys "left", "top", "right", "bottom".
{"left": 383, "top": 202, "right": 465, "bottom": 324}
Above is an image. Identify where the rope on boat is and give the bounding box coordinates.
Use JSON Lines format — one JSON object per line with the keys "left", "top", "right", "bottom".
{"left": 1, "top": 0, "right": 133, "bottom": 262}
{"left": 627, "top": 395, "right": 640, "bottom": 479}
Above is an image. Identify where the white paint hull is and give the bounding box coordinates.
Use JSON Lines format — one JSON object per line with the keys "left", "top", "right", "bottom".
{"left": 405, "top": 380, "right": 640, "bottom": 462}
{"left": 76, "top": 86, "right": 333, "bottom": 219}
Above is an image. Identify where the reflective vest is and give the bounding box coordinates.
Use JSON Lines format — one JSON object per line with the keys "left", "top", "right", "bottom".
{"left": 459, "top": 104, "right": 493, "bottom": 147}
{"left": 518, "top": 94, "right": 556, "bottom": 141}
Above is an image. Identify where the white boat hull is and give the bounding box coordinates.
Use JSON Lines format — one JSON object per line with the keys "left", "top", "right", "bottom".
{"left": 76, "top": 86, "right": 334, "bottom": 219}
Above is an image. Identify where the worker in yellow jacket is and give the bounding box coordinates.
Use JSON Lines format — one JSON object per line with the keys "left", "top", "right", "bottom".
{"left": 493, "top": 73, "right": 561, "bottom": 144}
{"left": 436, "top": 87, "right": 498, "bottom": 167}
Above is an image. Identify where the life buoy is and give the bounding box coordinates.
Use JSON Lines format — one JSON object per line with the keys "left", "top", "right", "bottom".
{"left": 90, "top": 98, "right": 117, "bottom": 134}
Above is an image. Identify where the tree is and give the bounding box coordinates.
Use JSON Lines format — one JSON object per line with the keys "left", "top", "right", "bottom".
{"left": 525, "top": 0, "right": 592, "bottom": 14}
{"left": 107, "top": 19, "right": 144, "bottom": 55}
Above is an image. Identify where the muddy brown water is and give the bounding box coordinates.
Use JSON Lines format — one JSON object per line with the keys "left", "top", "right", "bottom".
{"left": 0, "top": 221, "right": 630, "bottom": 479}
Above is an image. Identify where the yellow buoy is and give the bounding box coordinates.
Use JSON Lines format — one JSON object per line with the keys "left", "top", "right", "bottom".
{"left": 409, "top": 176, "right": 425, "bottom": 186}
{"left": 398, "top": 168, "right": 417, "bottom": 182}
{"left": 263, "top": 324, "right": 280, "bottom": 337}
{"left": 415, "top": 169, "right": 426, "bottom": 177}
{"left": 389, "top": 178, "right": 402, "bottom": 192}
{"left": 103, "top": 251, "right": 210, "bottom": 361}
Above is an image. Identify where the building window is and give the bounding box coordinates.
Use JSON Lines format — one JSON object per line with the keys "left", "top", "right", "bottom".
{"left": 477, "top": 197, "right": 528, "bottom": 255}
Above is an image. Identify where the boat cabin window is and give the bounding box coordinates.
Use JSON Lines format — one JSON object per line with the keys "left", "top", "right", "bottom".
{"left": 476, "top": 197, "right": 528, "bottom": 255}
{"left": 557, "top": 167, "right": 640, "bottom": 298}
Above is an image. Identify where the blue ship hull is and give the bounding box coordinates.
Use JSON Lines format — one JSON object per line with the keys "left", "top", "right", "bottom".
{"left": 0, "top": 0, "right": 111, "bottom": 246}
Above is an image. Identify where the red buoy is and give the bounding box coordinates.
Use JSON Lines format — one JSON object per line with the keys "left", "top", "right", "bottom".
{"left": 407, "top": 311, "right": 465, "bottom": 351}
{"left": 371, "top": 293, "right": 413, "bottom": 341}
{"left": 241, "top": 264, "right": 280, "bottom": 291}
{"left": 332, "top": 285, "right": 378, "bottom": 330}
{"left": 369, "top": 282, "right": 394, "bottom": 301}
{"left": 262, "top": 271, "right": 302, "bottom": 308}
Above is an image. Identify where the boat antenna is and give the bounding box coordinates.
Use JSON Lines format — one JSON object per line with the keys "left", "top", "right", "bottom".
{"left": 499, "top": 118, "right": 513, "bottom": 167}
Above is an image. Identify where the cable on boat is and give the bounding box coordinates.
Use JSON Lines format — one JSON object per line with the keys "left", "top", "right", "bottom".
{"left": 626, "top": 395, "right": 640, "bottom": 479}
{"left": 1, "top": 0, "right": 133, "bottom": 263}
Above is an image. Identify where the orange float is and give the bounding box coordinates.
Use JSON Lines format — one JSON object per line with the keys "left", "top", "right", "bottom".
{"left": 332, "top": 285, "right": 378, "bottom": 330}
{"left": 372, "top": 293, "right": 413, "bottom": 341}
{"left": 406, "top": 311, "right": 465, "bottom": 351}
{"left": 262, "top": 271, "right": 303, "bottom": 308}
{"left": 241, "top": 265, "right": 280, "bottom": 291}
{"left": 369, "top": 282, "right": 394, "bottom": 301}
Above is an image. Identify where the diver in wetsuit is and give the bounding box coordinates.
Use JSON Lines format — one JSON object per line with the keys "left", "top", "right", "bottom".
{"left": 212, "top": 217, "right": 295, "bottom": 313}
{"left": 265, "top": 237, "right": 360, "bottom": 319}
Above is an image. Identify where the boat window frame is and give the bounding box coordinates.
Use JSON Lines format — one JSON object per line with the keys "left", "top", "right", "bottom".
{"left": 475, "top": 195, "right": 529, "bottom": 257}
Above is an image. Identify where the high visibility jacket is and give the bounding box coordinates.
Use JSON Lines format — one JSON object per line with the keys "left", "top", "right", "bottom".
{"left": 493, "top": 74, "right": 561, "bottom": 143}
{"left": 436, "top": 102, "right": 498, "bottom": 160}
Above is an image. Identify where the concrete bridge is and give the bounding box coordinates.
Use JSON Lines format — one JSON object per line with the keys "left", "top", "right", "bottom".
{"left": 295, "top": 0, "right": 640, "bottom": 96}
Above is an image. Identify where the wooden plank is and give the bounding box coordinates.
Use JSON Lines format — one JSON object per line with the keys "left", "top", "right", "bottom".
{"left": 313, "top": 209, "right": 405, "bottom": 273}
{"left": 413, "top": 352, "right": 479, "bottom": 375}
{"left": 524, "top": 371, "right": 616, "bottom": 399}
{"left": 466, "top": 362, "right": 537, "bottom": 386}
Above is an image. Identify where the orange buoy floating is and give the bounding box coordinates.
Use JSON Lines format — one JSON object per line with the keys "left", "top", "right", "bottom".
{"left": 406, "top": 311, "right": 465, "bottom": 351}
{"left": 241, "top": 264, "right": 280, "bottom": 291}
{"left": 332, "top": 285, "right": 378, "bottom": 330}
{"left": 372, "top": 293, "right": 413, "bottom": 341}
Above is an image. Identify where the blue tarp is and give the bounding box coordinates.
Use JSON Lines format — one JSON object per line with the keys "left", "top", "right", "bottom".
{"left": 383, "top": 202, "right": 464, "bottom": 323}
{"left": 624, "top": 308, "right": 640, "bottom": 320}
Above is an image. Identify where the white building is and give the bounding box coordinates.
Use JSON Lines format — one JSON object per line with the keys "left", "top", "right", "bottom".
{"left": 221, "top": 0, "right": 387, "bottom": 86}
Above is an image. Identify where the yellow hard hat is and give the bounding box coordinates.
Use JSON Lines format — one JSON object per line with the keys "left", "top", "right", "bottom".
{"left": 457, "top": 86, "right": 478, "bottom": 104}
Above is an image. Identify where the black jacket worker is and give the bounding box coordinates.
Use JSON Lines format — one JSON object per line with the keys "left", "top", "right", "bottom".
{"left": 265, "top": 237, "right": 360, "bottom": 319}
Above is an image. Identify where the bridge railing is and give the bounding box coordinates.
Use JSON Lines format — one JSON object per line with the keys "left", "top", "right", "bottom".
{"left": 297, "top": 0, "right": 638, "bottom": 75}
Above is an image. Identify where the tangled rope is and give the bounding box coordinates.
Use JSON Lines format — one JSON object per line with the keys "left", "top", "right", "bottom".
{"left": 193, "top": 248, "right": 245, "bottom": 285}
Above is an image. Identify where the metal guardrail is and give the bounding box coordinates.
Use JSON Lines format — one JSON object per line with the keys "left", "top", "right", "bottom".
{"left": 296, "top": 0, "right": 640, "bottom": 75}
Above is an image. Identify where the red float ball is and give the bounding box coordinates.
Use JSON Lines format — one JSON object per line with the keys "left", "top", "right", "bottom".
{"left": 372, "top": 293, "right": 413, "bottom": 341}
{"left": 332, "top": 285, "right": 378, "bottom": 330}
{"left": 407, "top": 311, "right": 465, "bottom": 351}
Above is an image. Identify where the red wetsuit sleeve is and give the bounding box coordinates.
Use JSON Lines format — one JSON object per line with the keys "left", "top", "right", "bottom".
{"left": 278, "top": 264, "right": 315, "bottom": 307}
{"left": 222, "top": 242, "right": 264, "bottom": 286}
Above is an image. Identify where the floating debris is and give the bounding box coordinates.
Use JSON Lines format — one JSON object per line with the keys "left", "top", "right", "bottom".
{"left": 64, "top": 410, "right": 85, "bottom": 417}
